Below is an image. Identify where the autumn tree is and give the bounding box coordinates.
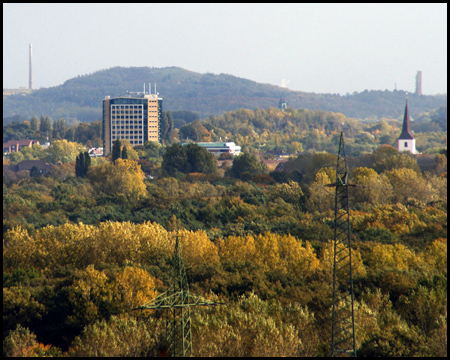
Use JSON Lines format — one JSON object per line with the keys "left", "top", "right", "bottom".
{"left": 87, "top": 159, "right": 147, "bottom": 198}
{"left": 45, "top": 139, "right": 84, "bottom": 164}
{"left": 351, "top": 167, "right": 393, "bottom": 206}
{"left": 385, "top": 168, "right": 437, "bottom": 204}
{"left": 267, "top": 180, "right": 304, "bottom": 208}
{"left": 306, "top": 169, "right": 334, "bottom": 214}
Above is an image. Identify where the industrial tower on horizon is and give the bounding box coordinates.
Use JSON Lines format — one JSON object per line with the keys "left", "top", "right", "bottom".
{"left": 29, "top": 44, "right": 33, "bottom": 90}
{"left": 415, "top": 71, "right": 422, "bottom": 96}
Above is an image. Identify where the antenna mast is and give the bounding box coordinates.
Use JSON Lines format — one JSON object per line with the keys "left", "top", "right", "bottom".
{"left": 29, "top": 44, "right": 33, "bottom": 90}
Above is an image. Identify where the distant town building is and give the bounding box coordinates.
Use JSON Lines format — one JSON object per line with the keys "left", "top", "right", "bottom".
{"left": 279, "top": 98, "right": 287, "bottom": 111}
{"left": 3, "top": 139, "right": 40, "bottom": 155}
{"left": 265, "top": 149, "right": 291, "bottom": 159}
{"left": 415, "top": 71, "right": 422, "bottom": 96}
{"left": 397, "top": 99, "right": 418, "bottom": 154}
{"left": 4, "top": 160, "right": 54, "bottom": 175}
{"left": 102, "top": 90, "right": 162, "bottom": 155}
{"left": 88, "top": 147, "right": 103, "bottom": 157}
{"left": 182, "top": 142, "right": 241, "bottom": 157}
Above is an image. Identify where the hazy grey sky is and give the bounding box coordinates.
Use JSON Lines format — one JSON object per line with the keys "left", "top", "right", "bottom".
{"left": 3, "top": 3, "right": 447, "bottom": 95}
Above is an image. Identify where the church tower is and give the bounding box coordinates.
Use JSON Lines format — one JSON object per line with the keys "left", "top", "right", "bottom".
{"left": 397, "top": 99, "right": 417, "bottom": 154}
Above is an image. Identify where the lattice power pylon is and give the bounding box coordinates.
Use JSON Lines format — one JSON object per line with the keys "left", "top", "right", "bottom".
{"left": 331, "top": 132, "right": 357, "bottom": 357}
{"left": 133, "top": 237, "right": 224, "bottom": 357}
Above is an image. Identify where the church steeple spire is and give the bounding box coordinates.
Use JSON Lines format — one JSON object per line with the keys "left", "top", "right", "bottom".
{"left": 398, "top": 98, "right": 414, "bottom": 140}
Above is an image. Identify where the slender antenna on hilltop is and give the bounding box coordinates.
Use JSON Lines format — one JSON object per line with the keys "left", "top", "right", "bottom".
{"left": 144, "top": 83, "right": 145, "bottom": 95}
{"left": 149, "top": 83, "right": 151, "bottom": 95}
{"left": 29, "top": 44, "right": 33, "bottom": 90}
{"left": 155, "top": 83, "right": 157, "bottom": 95}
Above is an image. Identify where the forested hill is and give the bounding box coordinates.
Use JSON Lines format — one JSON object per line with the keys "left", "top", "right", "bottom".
{"left": 3, "top": 66, "right": 447, "bottom": 122}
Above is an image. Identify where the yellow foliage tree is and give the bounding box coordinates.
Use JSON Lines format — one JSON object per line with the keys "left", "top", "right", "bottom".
{"left": 218, "top": 234, "right": 258, "bottom": 266}
{"left": 421, "top": 238, "right": 447, "bottom": 276}
{"left": 365, "top": 243, "right": 422, "bottom": 272}
{"left": 112, "top": 267, "right": 158, "bottom": 310}
{"left": 87, "top": 159, "right": 147, "bottom": 198}
{"left": 173, "top": 229, "right": 221, "bottom": 270}
{"left": 385, "top": 168, "right": 438, "bottom": 204}
{"left": 219, "top": 232, "right": 319, "bottom": 277}
{"left": 350, "top": 203, "right": 426, "bottom": 235}
{"left": 306, "top": 170, "right": 334, "bottom": 214}
{"left": 320, "top": 240, "right": 366, "bottom": 278}
{"left": 3, "top": 226, "right": 36, "bottom": 270}
{"left": 351, "top": 167, "right": 393, "bottom": 206}
{"left": 268, "top": 180, "right": 304, "bottom": 206}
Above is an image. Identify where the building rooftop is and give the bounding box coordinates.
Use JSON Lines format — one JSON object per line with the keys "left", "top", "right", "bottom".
{"left": 398, "top": 100, "right": 414, "bottom": 140}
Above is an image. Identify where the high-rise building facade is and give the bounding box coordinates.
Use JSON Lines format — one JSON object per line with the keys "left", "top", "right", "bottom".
{"left": 102, "top": 93, "right": 162, "bottom": 155}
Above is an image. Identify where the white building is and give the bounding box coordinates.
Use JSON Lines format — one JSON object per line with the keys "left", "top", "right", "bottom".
{"left": 397, "top": 100, "right": 418, "bottom": 154}
{"left": 183, "top": 142, "right": 241, "bottom": 157}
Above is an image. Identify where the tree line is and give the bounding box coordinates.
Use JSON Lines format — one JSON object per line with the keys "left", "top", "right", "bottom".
{"left": 2, "top": 106, "right": 447, "bottom": 357}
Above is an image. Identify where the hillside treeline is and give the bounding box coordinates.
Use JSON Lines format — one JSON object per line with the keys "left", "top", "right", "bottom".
{"left": 3, "top": 66, "right": 447, "bottom": 121}
{"left": 3, "top": 106, "right": 448, "bottom": 157}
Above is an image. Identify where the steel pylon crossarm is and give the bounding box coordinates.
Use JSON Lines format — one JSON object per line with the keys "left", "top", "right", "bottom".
{"left": 136, "top": 291, "right": 224, "bottom": 310}
{"left": 133, "top": 236, "right": 224, "bottom": 357}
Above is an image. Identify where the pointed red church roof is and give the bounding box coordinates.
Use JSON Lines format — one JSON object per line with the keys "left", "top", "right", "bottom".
{"left": 398, "top": 99, "right": 414, "bottom": 140}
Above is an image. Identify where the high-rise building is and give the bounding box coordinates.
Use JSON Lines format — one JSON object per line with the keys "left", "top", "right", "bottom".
{"left": 397, "top": 99, "right": 418, "bottom": 154}
{"left": 415, "top": 71, "right": 422, "bottom": 96}
{"left": 102, "top": 91, "right": 162, "bottom": 156}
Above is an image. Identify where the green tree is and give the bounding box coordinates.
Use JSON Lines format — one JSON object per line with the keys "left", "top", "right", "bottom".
{"left": 180, "top": 121, "right": 211, "bottom": 142}
{"left": 9, "top": 151, "right": 25, "bottom": 164}
{"left": 84, "top": 151, "right": 91, "bottom": 175}
{"left": 75, "top": 151, "right": 91, "bottom": 177}
{"left": 162, "top": 143, "right": 188, "bottom": 176}
{"left": 112, "top": 139, "right": 122, "bottom": 163}
{"left": 52, "top": 118, "right": 67, "bottom": 139}
{"left": 39, "top": 116, "right": 52, "bottom": 135}
{"left": 30, "top": 166, "right": 41, "bottom": 178}
{"left": 45, "top": 140, "right": 84, "bottom": 164}
{"left": 121, "top": 146, "right": 128, "bottom": 160}
{"left": 162, "top": 143, "right": 217, "bottom": 175}
{"left": 75, "top": 152, "right": 85, "bottom": 177}
{"left": 185, "top": 143, "right": 217, "bottom": 174}
{"left": 161, "top": 111, "right": 174, "bottom": 144}
{"left": 30, "top": 116, "right": 40, "bottom": 132}
{"left": 229, "top": 153, "right": 268, "bottom": 180}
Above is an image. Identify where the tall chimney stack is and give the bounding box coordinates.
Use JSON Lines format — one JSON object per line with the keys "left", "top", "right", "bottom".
{"left": 415, "top": 71, "right": 422, "bottom": 96}
{"left": 29, "top": 44, "right": 33, "bottom": 90}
